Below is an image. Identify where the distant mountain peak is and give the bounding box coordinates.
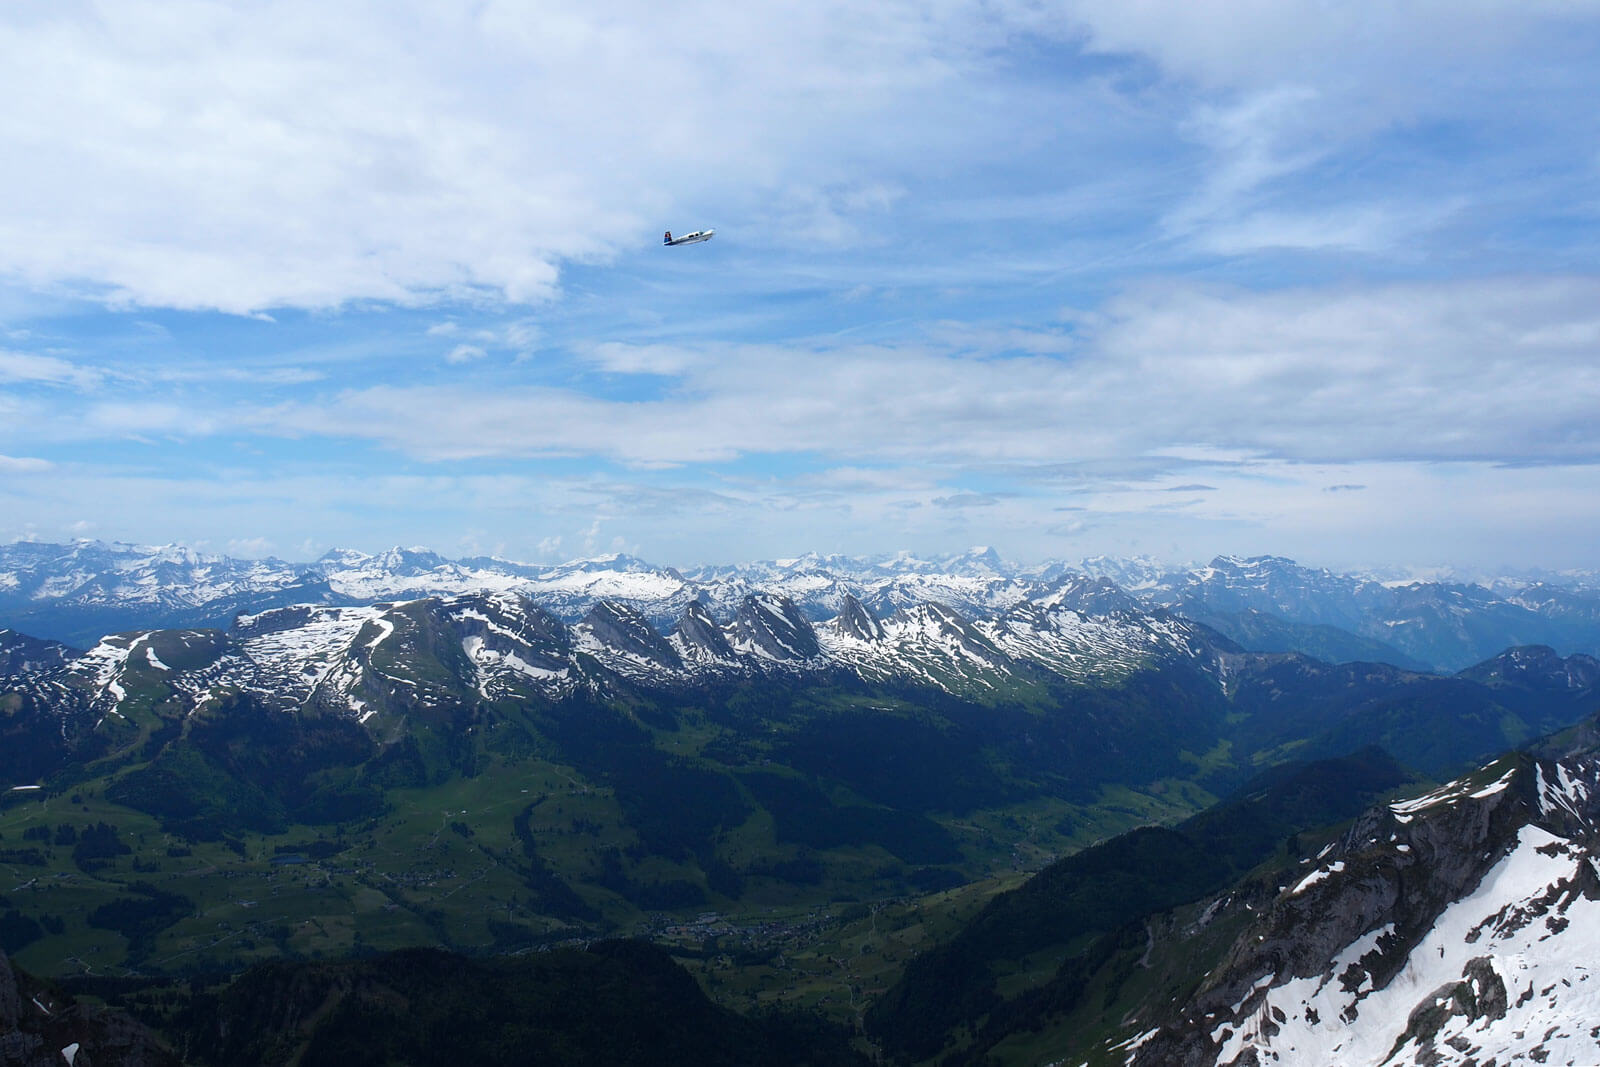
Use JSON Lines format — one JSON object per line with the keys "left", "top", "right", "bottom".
{"left": 729, "top": 593, "right": 820, "bottom": 661}
{"left": 3, "top": 538, "right": 1599, "bottom": 674}
{"left": 831, "top": 593, "right": 886, "bottom": 642}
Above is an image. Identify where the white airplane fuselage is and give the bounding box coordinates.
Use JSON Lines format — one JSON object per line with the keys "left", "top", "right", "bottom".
{"left": 664, "top": 228, "right": 714, "bottom": 246}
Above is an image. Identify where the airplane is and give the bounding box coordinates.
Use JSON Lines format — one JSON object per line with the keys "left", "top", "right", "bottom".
{"left": 663, "top": 228, "right": 714, "bottom": 246}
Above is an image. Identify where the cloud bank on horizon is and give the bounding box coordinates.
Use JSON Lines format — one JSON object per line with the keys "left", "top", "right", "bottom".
{"left": 1, "top": 1, "right": 1597, "bottom": 570}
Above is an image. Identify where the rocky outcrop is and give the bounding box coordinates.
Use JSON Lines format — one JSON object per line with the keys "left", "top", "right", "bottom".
{"left": 1396, "top": 955, "right": 1508, "bottom": 1054}
{"left": 448, "top": 593, "right": 570, "bottom": 670}
{"left": 0, "top": 949, "right": 179, "bottom": 1066}
{"left": 577, "top": 601, "right": 682, "bottom": 671}
{"left": 671, "top": 600, "right": 735, "bottom": 660}
{"left": 830, "top": 594, "right": 885, "bottom": 642}
{"left": 727, "top": 595, "right": 820, "bottom": 661}
{"left": 1129, "top": 751, "right": 1600, "bottom": 1066}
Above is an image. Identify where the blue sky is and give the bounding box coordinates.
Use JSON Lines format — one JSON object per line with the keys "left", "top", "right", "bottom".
{"left": 2, "top": 1, "right": 1599, "bottom": 571}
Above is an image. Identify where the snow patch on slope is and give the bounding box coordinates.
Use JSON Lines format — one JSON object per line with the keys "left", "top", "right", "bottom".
{"left": 1203, "top": 825, "right": 1600, "bottom": 1066}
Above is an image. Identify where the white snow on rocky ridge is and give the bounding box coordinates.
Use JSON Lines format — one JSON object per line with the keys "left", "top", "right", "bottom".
{"left": 1133, "top": 753, "right": 1600, "bottom": 1067}
{"left": 1204, "top": 823, "right": 1600, "bottom": 1067}
{"left": 7, "top": 542, "right": 1599, "bottom": 623}
{"left": 8, "top": 540, "right": 1600, "bottom": 679}
{"left": 15, "top": 582, "right": 1229, "bottom": 725}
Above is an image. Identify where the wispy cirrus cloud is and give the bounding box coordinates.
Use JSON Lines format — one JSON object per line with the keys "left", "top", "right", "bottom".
{"left": 0, "top": 453, "right": 52, "bottom": 472}
{"left": 0, "top": 349, "right": 106, "bottom": 389}
{"left": 1066, "top": 2, "right": 1600, "bottom": 257}
{"left": 13, "top": 276, "right": 1600, "bottom": 481}
{"left": 199, "top": 276, "right": 1597, "bottom": 474}
{"left": 445, "top": 344, "right": 487, "bottom": 365}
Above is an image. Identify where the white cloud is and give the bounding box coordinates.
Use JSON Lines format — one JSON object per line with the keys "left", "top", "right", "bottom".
{"left": 1063, "top": 0, "right": 1587, "bottom": 92}
{"left": 226, "top": 536, "right": 276, "bottom": 557}
{"left": 87, "top": 401, "right": 221, "bottom": 437}
{"left": 0, "top": 2, "right": 1587, "bottom": 314}
{"left": 12, "top": 276, "right": 1596, "bottom": 483}
{"left": 155, "top": 364, "right": 326, "bottom": 385}
{"left": 1064, "top": 2, "right": 1600, "bottom": 255}
{"left": 1191, "top": 205, "right": 1430, "bottom": 255}
{"left": 581, "top": 342, "right": 700, "bottom": 376}
{"left": 0, "top": 453, "right": 53, "bottom": 472}
{"left": 0, "top": 1, "right": 1078, "bottom": 314}
{"left": 933, "top": 492, "right": 1003, "bottom": 508}
{"left": 0, "top": 349, "right": 104, "bottom": 389}
{"left": 1, "top": 3, "right": 1596, "bottom": 571}
{"left": 1164, "top": 87, "right": 1323, "bottom": 231}
{"left": 218, "top": 276, "right": 1598, "bottom": 473}
{"left": 445, "top": 344, "right": 487, "bottom": 364}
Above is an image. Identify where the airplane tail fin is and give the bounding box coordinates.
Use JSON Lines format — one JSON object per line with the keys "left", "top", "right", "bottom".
{"left": 663, "top": 231, "right": 672, "bottom": 244}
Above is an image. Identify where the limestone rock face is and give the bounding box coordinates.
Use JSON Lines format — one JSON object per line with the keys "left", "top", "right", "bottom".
{"left": 672, "top": 600, "right": 735, "bottom": 659}
{"left": 578, "top": 600, "right": 683, "bottom": 671}
{"left": 831, "top": 594, "right": 885, "bottom": 642}
{"left": 728, "top": 594, "right": 820, "bottom": 661}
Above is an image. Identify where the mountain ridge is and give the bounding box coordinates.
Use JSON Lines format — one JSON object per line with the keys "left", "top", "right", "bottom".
{"left": 6, "top": 541, "right": 1600, "bottom": 672}
{"left": 862, "top": 713, "right": 1600, "bottom": 1066}
{"left": 1123, "top": 743, "right": 1600, "bottom": 1066}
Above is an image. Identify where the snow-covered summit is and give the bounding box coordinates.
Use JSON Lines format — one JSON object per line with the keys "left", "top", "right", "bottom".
{"left": 0, "top": 580, "right": 1237, "bottom": 728}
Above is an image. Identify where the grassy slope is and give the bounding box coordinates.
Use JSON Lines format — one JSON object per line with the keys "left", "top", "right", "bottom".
{"left": 863, "top": 748, "right": 1417, "bottom": 1064}
{"left": 0, "top": 732, "right": 1210, "bottom": 989}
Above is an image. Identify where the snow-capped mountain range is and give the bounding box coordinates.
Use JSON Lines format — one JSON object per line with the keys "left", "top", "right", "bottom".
{"left": 2, "top": 540, "right": 1599, "bottom": 673}
{"left": 1, "top": 580, "right": 1223, "bottom": 736}
{"left": 8, "top": 542, "right": 1600, "bottom": 1067}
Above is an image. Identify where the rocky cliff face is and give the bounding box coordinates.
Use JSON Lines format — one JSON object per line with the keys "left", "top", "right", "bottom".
{"left": 727, "top": 594, "right": 822, "bottom": 661}
{"left": 0, "top": 949, "right": 179, "bottom": 1067}
{"left": 670, "top": 599, "right": 737, "bottom": 662}
{"left": 1126, "top": 749, "right": 1600, "bottom": 1066}
{"left": 830, "top": 593, "right": 885, "bottom": 642}
{"left": 575, "top": 600, "right": 683, "bottom": 673}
